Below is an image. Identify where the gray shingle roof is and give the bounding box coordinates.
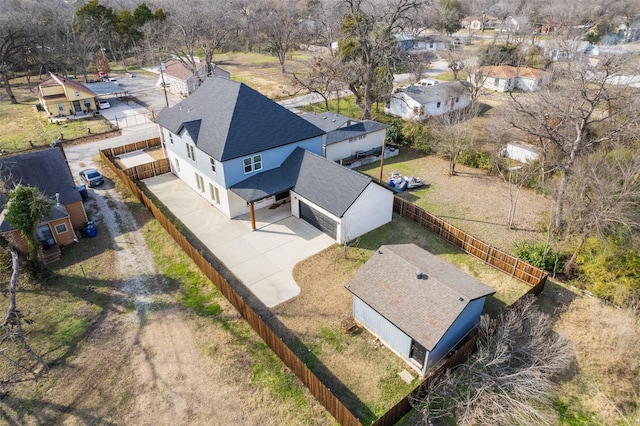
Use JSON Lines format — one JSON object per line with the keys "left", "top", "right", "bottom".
{"left": 345, "top": 244, "right": 495, "bottom": 350}
{"left": 155, "top": 77, "right": 325, "bottom": 161}
{"left": 300, "top": 112, "right": 355, "bottom": 132}
{"left": 0, "top": 148, "right": 81, "bottom": 207}
{"left": 325, "top": 121, "right": 387, "bottom": 146}
{"left": 399, "top": 81, "right": 468, "bottom": 104}
{"left": 230, "top": 147, "right": 375, "bottom": 217}
{"left": 0, "top": 204, "right": 69, "bottom": 233}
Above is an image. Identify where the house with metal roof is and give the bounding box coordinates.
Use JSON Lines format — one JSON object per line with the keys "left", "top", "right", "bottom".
{"left": 300, "top": 112, "right": 388, "bottom": 163}
{"left": 0, "top": 148, "right": 88, "bottom": 263}
{"left": 155, "top": 77, "right": 393, "bottom": 242}
{"left": 345, "top": 244, "right": 496, "bottom": 375}
{"left": 385, "top": 81, "right": 470, "bottom": 121}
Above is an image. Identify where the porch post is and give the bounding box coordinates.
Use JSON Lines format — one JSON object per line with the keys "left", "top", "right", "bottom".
{"left": 249, "top": 202, "right": 256, "bottom": 231}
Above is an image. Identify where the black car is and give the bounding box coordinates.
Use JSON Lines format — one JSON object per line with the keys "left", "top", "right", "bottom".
{"left": 79, "top": 168, "right": 104, "bottom": 187}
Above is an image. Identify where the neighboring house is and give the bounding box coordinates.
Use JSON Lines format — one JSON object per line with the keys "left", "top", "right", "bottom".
{"left": 0, "top": 148, "right": 88, "bottom": 262}
{"left": 385, "top": 81, "right": 470, "bottom": 120}
{"left": 345, "top": 244, "right": 496, "bottom": 376}
{"left": 159, "top": 58, "right": 230, "bottom": 98}
{"left": 461, "top": 15, "right": 499, "bottom": 30}
{"left": 413, "top": 35, "right": 451, "bottom": 51}
{"left": 537, "top": 39, "right": 593, "bottom": 61}
{"left": 468, "top": 65, "right": 548, "bottom": 92}
{"left": 155, "top": 77, "right": 393, "bottom": 243}
{"left": 300, "top": 112, "right": 388, "bottom": 163}
{"left": 499, "top": 15, "right": 530, "bottom": 34}
{"left": 37, "top": 73, "right": 98, "bottom": 117}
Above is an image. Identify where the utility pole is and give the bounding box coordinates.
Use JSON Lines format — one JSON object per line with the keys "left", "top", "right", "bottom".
{"left": 160, "top": 62, "right": 169, "bottom": 108}
{"left": 378, "top": 138, "right": 387, "bottom": 184}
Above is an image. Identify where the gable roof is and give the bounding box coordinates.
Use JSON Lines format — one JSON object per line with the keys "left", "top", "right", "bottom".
{"left": 164, "top": 58, "right": 207, "bottom": 81}
{"left": 0, "top": 204, "right": 69, "bottom": 233}
{"left": 474, "top": 65, "right": 546, "bottom": 80}
{"left": 0, "top": 148, "right": 81, "bottom": 207}
{"left": 38, "top": 73, "right": 97, "bottom": 99}
{"left": 300, "top": 113, "right": 387, "bottom": 146}
{"left": 155, "top": 77, "right": 325, "bottom": 161}
{"left": 230, "top": 147, "right": 374, "bottom": 217}
{"left": 345, "top": 244, "right": 495, "bottom": 350}
{"left": 397, "top": 81, "right": 468, "bottom": 105}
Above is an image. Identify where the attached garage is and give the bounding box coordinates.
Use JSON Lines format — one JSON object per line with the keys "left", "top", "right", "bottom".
{"left": 299, "top": 201, "right": 338, "bottom": 239}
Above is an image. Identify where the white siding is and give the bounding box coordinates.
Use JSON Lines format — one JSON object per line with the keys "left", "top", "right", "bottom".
{"left": 324, "top": 129, "right": 386, "bottom": 162}
{"left": 339, "top": 183, "right": 393, "bottom": 243}
{"left": 353, "top": 297, "right": 412, "bottom": 360}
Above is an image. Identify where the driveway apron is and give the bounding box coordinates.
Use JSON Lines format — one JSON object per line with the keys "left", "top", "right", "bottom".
{"left": 143, "top": 174, "right": 335, "bottom": 307}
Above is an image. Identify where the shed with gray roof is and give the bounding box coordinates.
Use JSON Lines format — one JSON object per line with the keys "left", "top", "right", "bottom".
{"left": 345, "top": 244, "right": 495, "bottom": 375}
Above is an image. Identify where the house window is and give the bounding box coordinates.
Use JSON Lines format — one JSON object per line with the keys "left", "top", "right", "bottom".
{"left": 83, "top": 99, "right": 91, "bottom": 108}
{"left": 55, "top": 223, "right": 68, "bottom": 234}
{"left": 169, "top": 133, "right": 174, "bottom": 144}
{"left": 429, "top": 42, "right": 434, "bottom": 48}
{"left": 186, "top": 144, "right": 196, "bottom": 161}
{"left": 210, "top": 157, "right": 216, "bottom": 173}
{"left": 455, "top": 97, "right": 459, "bottom": 103}
{"left": 209, "top": 183, "right": 220, "bottom": 204}
{"left": 175, "top": 158, "right": 180, "bottom": 172}
{"left": 57, "top": 102, "right": 64, "bottom": 112}
{"left": 436, "top": 102, "right": 441, "bottom": 108}
{"left": 413, "top": 106, "right": 420, "bottom": 115}
{"left": 494, "top": 78, "right": 499, "bottom": 86}
{"left": 243, "top": 154, "right": 262, "bottom": 174}
{"left": 75, "top": 91, "right": 80, "bottom": 97}
{"left": 195, "top": 173, "right": 205, "bottom": 192}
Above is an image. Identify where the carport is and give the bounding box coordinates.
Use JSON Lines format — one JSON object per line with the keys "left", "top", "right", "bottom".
{"left": 84, "top": 81, "right": 129, "bottom": 99}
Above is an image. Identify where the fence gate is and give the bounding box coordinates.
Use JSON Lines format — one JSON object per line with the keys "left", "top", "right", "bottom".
{"left": 113, "top": 112, "right": 153, "bottom": 128}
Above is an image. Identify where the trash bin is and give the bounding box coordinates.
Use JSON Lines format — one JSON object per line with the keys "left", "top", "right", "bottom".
{"left": 84, "top": 221, "right": 97, "bottom": 238}
{"left": 78, "top": 184, "right": 88, "bottom": 202}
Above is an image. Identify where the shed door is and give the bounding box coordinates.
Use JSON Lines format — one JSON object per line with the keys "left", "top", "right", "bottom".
{"left": 299, "top": 201, "right": 337, "bottom": 239}
{"left": 410, "top": 340, "right": 427, "bottom": 367}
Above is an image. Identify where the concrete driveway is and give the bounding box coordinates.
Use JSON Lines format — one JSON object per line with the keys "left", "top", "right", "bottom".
{"left": 143, "top": 174, "right": 335, "bottom": 307}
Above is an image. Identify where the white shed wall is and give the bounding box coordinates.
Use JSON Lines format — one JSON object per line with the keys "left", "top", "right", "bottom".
{"left": 340, "top": 183, "right": 393, "bottom": 243}
{"left": 325, "top": 129, "right": 386, "bottom": 162}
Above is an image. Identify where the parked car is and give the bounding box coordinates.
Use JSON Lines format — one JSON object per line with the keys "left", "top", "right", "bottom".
{"left": 98, "top": 99, "right": 111, "bottom": 109}
{"left": 79, "top": 168, "right": 104, "bottom": 187}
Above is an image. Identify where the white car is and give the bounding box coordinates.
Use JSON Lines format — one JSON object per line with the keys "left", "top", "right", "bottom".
{"left": 98, "top": 99, "right": 111, "bottom": 109}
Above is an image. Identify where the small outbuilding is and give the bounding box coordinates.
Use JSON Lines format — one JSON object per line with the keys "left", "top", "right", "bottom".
{"left": 345, "top": 244, "right": 495, "bottom": 376}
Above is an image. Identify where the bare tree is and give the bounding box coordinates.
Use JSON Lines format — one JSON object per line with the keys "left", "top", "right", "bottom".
{"left": 338, "top": 0, "right": 428, "bottom": 119}
{"left": 290, "top": 54, "right": 346, "bottom": 111}
{"left": 495, "top": 156, "right": 536, "bottom": 230}
{"left": 0, "top": 248, "right": 48, "bottom": 379}
{"left": 412, "top": 295, "right": 572, "bottom": 426}
{"left": 431, "top": 107, "right": 474, "bottom": 176}
{"left": 506, "top": 55, "right": 633, "bottom": 229}
{"left": 403, "top": 50, "right": 436, "bottom": 83}
{"left": 254, "top": 0, "right": 304, "bottom": 73}
{"left": 562, "top": 148, "right": 640, "bottom": 276}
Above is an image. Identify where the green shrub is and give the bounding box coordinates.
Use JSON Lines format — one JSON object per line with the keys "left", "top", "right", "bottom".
{"left": 514, "top": 239, "right": 567, "bottom": 273}
{"left": 458, "top": 149, "right": 493, "bottom": 170}
{"left": 401, "top": 121, "right": 432, "bottom": 153}
{"left": 575, "top": 236, "right": 640, "bottom": 306}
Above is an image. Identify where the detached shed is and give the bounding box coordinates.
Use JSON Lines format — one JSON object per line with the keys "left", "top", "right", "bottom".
{"left": 345, "top": 244, "right": 495, "bottom": 376}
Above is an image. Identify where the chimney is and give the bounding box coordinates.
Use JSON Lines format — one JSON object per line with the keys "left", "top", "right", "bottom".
{"left": 55, "top": 192, "right": 61, "bottom": 206}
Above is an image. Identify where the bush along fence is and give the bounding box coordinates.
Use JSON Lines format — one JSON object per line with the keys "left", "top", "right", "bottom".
{"left": 100, "top": 144, "right": 549, "bottom": 425}
{"left": 99, "top": 149, "right": 362, "bottom": 426}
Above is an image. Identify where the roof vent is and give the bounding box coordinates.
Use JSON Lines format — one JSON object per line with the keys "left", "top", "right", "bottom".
{"left": 187, "top": 107, "right": 192, "bottom": 113}
{"left": 416, "top": 270, "right": 424, "bottom": 279}
{"left": 459, "top": 297, "right": 464, "bottom": 302}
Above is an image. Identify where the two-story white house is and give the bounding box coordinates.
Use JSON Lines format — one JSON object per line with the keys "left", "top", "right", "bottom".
{"left": 299, "top": 112, "right": 388, "bottom": 163}
{"left": 385, "top": 81, "right": 470, "bottom": 121}
{"left": 155, "top": 77, "right": 393, "bottom": 243}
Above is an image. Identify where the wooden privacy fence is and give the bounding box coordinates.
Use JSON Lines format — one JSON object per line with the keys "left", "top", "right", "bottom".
{"left": 122, "top": 158, "right": 171, "bottom": 181}
{"left": 393, "top": 197, "right": 548, "bottom": 289}
{"left": 99, "top": 150, "right": 361, "bottom": 426}
{"left": 103, "top": 137, "right": 161, "bottom": 157}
